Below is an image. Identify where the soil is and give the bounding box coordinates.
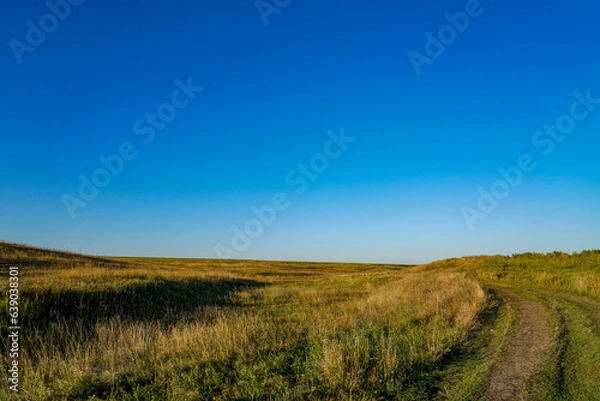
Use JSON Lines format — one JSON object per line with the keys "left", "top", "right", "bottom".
{"left": 482, "top": 289, "right": 554, "bottom": 401}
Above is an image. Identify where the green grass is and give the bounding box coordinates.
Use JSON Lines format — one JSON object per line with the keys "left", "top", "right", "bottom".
{"left": 437, "top": 288, "right": 517, "bottom": 401}
{"left": 424, "top": 250, "right": 600, "bottom": 401}
{"left": 529, "top": 291, "right": 600, "bottom": 401}
{"left": 2, "top": 242, "right": 599, "bottom": 400}
{"left": 1, "top": 242, "right": 488, "bottom": 400}
{"left": 424, "top": 250, "right": 600, "bottom": 299}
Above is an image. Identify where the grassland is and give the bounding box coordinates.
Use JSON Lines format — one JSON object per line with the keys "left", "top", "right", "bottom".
{"left": 424, "top": 250, "right": 600, "bottom": 400}
{"left": 0, "top": 242, "right": 491, "bottom": 400}
{"left": 1, "top": 243, "right": 599, "bottom": 400}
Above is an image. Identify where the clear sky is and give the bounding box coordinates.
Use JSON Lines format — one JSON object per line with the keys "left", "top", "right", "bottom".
{"left": 1, "top": 0, "right": 599, "bottom": 264}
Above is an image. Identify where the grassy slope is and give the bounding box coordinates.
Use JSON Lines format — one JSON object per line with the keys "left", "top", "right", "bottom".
{"left": 1, "top": 242, "right": 488, "bottom": 401}
{"left": 2, "top": 243, "right": 599, "bottom": 400}
{"left": 422, "top": 250, "right": 600, "bottom": 401}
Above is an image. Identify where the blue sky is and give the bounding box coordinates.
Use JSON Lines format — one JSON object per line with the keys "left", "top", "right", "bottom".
{"left": 1, "top": 0, "right": 599, "bottom": 263}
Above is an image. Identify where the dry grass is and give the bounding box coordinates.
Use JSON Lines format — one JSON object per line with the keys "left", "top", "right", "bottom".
{"left": 422, "top": 250, "right": 600, "bottom": 298}
{"left": 0, "top": 242, "right": 488, "bottom": 400}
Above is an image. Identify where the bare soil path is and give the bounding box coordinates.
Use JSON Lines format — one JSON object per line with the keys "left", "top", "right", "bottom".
{"left": 482, "top": 289, "right": 554, "bottom": 401}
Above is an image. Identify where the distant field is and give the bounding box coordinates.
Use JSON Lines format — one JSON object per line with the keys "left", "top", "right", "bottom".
{"left": 1, "top": 242, "right": 599, "bottom": 400}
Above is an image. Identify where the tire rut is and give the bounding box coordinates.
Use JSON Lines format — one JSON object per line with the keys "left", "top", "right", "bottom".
{"left": 481, "top": 289, "right": 554, "bottom": 401}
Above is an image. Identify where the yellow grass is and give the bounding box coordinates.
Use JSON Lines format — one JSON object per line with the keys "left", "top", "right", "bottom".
{"left": 0, "top": 242, "right": 489, "bottom": 400}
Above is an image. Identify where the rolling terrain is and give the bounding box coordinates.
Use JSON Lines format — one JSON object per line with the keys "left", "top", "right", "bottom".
{"left": 1, "top": 242, "right": 599, "bottom": 400}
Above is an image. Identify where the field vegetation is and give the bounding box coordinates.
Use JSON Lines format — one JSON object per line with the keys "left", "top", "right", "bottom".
{"left": 0, "top": 242, "right": 490, "bottom": 400}
{"left": 1, "top": 243, "right": 599, "bottom": 400}
{"left": 423, "top": 250, "right": 600, "bottom": 400}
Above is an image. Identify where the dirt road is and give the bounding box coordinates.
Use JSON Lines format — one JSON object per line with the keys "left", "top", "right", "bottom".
{"left": 482, "top": 289, "right": 554, "bottom": 401}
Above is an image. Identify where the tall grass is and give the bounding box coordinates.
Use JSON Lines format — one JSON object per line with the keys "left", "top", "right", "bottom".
{"left": 0, "top": 243, "right": 488, "bottom": 400}
{"left": 424, "top": 250, "right": 600, "bottom": 298}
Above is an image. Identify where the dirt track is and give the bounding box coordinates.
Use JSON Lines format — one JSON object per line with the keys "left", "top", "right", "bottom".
{"left": 482, "top": 289, "right": 554, "bottom": 401}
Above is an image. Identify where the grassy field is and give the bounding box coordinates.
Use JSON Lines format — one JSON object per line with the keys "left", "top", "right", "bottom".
{"left": 423, "top": 250, "right": 600, "bottom": 400}
{"left": 0, "top": 242, "right": 490, "bottom": 400}
{"left": 424, "top": 251, "right": 600, "bottom": 299}
{"left": 1, "top": 243, "right": 599, "bottom": 400}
